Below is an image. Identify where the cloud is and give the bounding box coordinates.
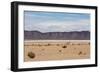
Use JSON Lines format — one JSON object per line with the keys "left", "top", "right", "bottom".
{"left": 25, "top": 19, "right": 90, "bottom": 32}
{"left": 24, "top": 11, "right": 90, "bottom": 32}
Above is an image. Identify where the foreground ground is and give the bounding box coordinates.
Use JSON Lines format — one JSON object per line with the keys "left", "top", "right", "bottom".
{"left": 24, "top": 40, "right": 90, "bottom": 62}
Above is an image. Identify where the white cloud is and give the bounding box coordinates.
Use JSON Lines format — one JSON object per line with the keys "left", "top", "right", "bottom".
{"left": 25, "top": 19, "right": 90, "bottom": 32}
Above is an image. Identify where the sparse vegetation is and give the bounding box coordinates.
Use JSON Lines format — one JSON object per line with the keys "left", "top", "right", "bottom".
{"left": 78, "top": 51, "right": 82, "bottom": 55}
{"left": 56, "top": 44, "right": 60, "bottom": 46}
{"left": 44, "top": 43, "right": 51, "bottom": 46}
{"left": 25, "top": 40, "right": 90, "bottom": 62}
{"left": 59, "top": 50, "right": 62, "bottom": 52}
{"left": 62, "top": 45, "right": 67, "bottom": 48}
{"left": 88, "top": 42, "right": 90, "bottom": 45}
{"left": 28, "top": 52, "right": 35, "bottom": 59}
{"left": 47, "top": 43, "right": 51, "bottom": 46}
{"left": 41, "top": 49, "right": 45, "bottom": 51}
{"left": 38, "top": 44, "right": 42, "bottom": 46}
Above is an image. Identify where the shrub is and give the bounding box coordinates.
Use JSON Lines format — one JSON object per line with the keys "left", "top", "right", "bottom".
{"left": 28, "top": 52, "right": 35, "bottom": 58}
{"left": 62, "top": 45, "right": 67, "bottom": 48}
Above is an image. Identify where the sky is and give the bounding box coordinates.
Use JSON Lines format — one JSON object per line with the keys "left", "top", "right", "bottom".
{"left": 24, "top": 11, "right": 90, "bottom": 32}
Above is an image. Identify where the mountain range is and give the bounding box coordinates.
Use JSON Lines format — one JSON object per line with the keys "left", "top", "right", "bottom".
{"left": 24, "top": 31, "right": 90, "bottom": 40}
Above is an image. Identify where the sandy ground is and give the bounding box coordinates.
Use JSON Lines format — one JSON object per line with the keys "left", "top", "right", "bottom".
{"left": 24, "top": 40, "right": 90, "bottom": 62}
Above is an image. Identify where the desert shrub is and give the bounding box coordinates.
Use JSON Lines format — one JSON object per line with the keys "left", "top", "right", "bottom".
{"left": 41, "top": 48, "right": 45, "bottom": 51}
{"left": 88, "top": 42, "right": 90, "bottom": 45}
{"left": 78, "top": 43, "right": 80, "bottom": 45}
{"left": 62, "top": 45, "right": 67, "bottom": 48}
{"left": 38, "top": 44, "right": 42, "bottom": 46}
{"left": 59, "top": 50, "right": 62, "bottom": 52}
{"left": 45, "top": 43, "right": 51, "bottom": 46}
{"left": 32, "top": 44, "right": 34, "bottom": 46}
{"left": 56, "top": 44, "right": 59, "bottom": 46}
{"left": 47, "top": 43, "right": 51, "bottom": 46}
{"left": 28, "top": 52, "right": 35, "bottom": 58}
{"left": 78, "top": 51, "right": 82, "bottom": 55}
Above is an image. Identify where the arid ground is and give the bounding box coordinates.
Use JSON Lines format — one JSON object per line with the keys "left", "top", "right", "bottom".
{"left": 24, "top": 40, "right": 90, "bottom": 62}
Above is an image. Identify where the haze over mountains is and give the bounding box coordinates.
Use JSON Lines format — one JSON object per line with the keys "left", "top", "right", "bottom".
{"left": 24, "top": 31, "right": 90, "bottom": 40}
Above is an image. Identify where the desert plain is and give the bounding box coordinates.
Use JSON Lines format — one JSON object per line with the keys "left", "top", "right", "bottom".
{"left": 24, "top": 40, "right": 90, "bottom": 62}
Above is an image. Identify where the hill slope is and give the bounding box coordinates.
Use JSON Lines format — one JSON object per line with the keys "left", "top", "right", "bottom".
{"left": 24, "top": 31, "right": 90, "bottom": 40}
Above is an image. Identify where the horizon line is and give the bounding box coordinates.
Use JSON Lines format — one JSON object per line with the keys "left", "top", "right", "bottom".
{"left": 24, "top": 30, "right": 90, "bottom": 33}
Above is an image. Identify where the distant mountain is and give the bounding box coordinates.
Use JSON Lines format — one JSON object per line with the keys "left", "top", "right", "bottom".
{"left": 24, "top": 31, "right": 90, "bottom": 40}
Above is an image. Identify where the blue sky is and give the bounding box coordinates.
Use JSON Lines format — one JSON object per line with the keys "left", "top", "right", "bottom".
{"left": 24, "top": 11, "right": 90, "bottom": 32}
